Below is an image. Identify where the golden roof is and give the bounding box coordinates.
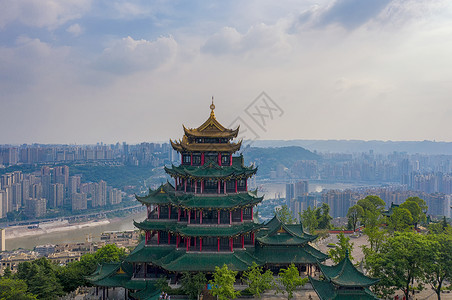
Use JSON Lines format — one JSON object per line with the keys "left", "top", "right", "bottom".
{"left": 170, "top": 137, "right": 242, "bottom": 153}
{"left": 183, "top": 98, "right": 239, "bottom": 139}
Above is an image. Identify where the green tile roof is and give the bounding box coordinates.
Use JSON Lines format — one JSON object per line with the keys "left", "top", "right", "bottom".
{"left": 256, "top": 215, "right": 317, "bottom": 245}
{"left": 164, "top": 162, "right": 257, "bottom": 180}
{"left": 309, "top": 276, "right": 379, "bottom": 300}
{"left": 318, "top": 251, "right": 379, "bottom": 288}
{"left": 136, "top": 183, "right": 263, "bottom": 209}
{"left": 133, "top": 220, "right": 262, "bottom": 237}
{"left": 129, "top": 281, "right": 161, "bottom": 300}
{"left": 254, "top": 244, "right": 328, "bottom": 264}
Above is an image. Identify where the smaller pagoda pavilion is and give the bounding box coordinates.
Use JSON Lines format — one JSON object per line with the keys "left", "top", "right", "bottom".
{"left": 309, "top": 250, "right": 380, "bottom": 300}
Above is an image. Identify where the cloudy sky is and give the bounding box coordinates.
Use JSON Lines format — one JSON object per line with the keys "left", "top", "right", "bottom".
{"left": 1, "top": 0, "right": 452, "bottom": 144}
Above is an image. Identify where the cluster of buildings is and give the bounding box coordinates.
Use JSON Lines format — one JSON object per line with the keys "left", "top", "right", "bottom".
{"left": 0, "top": 230, "right": 140, "bottom": 275}
{"left": 0, "top": 165, "right": 123, "bottom": 219}
{"left": 286, "top": 182, "right": 451, "bottom": 220}
{"left": 0, "top": 142, "right": 178, "bottom": 167}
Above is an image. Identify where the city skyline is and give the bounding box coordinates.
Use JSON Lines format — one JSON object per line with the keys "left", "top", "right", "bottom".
{"left": 1, "top": 1, "right": 452, "bottom": 144}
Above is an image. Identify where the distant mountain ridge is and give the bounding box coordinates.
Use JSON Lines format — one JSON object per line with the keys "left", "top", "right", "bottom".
{"left": 250, "top": 140, "right": 452, "bottom": 155}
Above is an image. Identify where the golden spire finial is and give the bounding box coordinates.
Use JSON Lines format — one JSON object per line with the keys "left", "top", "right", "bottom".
{"left": 210, "top": 96, "right": 215, "bottom": 117}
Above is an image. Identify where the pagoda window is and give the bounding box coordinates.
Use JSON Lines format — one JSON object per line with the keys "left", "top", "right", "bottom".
{"left": 204, "top": 153, "right": 217, "bottom": 164}
{"left": 201, "top": 237, "right": 217, "bottom": 251}
{"left": 182, "top": 154, "right": 191, "bottom": 165}
{"left": 221, "top": 154, "right": 230, "bottom": 165}
{"left": 202, "top": 210, "right": 218, "bottom": 225}
{"left": 232, "top": 236, "right": 242, "bottom": 248}
{"left": 159, "top": 206, "right": 169, "bottom": 219}
{"left": 219, "top": 210, "right": 230, "bottom": 224}
{"left": 237, "top": 179, "right": 246, "bottom": 192}
{"left": 204, "top": 180, "right": 217, "bottom": 194}
{"left": 219, "top": 238, "right": 230, "bottom": 251}
{"left": 226, "top": 180, "right": 235, "bottom": 193}
{"left": 244, "top": 232, "right": 254, "bottom": 246}
{"left": 243, "top": 207, "right": 252, "bottom": 220}
{"left": 192, "top": 154, "right": 201, "bottom": 165}
{"left": 190, "top": 210, "right": 200, "bottom": 224}
{"left": 231, "top": 209, "right": 241, "bottom": 223}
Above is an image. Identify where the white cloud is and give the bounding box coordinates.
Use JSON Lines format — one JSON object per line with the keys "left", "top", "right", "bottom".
{"left": 95, "top": 36, "right": 178, "bottom": 75}
{"left": 0, "top": 0, "right": 91, "bottom": 29}
{"left": 66, "top": 23, "right": 83, "bottom": 36}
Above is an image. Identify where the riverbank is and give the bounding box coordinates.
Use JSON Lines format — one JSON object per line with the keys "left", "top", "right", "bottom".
{"left": 4, "top": 210, "right": 146, "bottom": 251}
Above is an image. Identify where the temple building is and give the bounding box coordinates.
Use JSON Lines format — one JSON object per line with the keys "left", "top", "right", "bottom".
{"left": 309, "top": 250, "right": 380, "bottom": 300}
{"left": 88, "top": 101, "right": 328, "bottom": 299}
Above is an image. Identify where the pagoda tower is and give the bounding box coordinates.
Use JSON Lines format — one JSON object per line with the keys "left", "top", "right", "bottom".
{"left": 87, "top": 101, "right": 329, "bottom": 299}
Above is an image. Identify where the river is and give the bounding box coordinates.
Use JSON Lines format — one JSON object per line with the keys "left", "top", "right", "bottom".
{"left": 6, "top": 210, "right": 147, "bottom": 251}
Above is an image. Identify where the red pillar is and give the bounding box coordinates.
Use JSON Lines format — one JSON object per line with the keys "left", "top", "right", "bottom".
{"left": 190, "top": 153, "right": 193, "bottom": 166}
{"left": 201, "top": 180, "right": 204, "bottom": 193}
{"left": 168, "top": 233, "right": 171, "bottom": 244}
{"left": 230, "top": 238, "right": 233, "bottom": 252}
{"left": 229, "top": 211, "right": 232, "bottom": 224}
{"left": 201, "top": 153, "right": 204, "bottom": 165}
{"left": 157, "top": 206, "right": 160, "bottom": 219}
{"left": 251, "top": 232, "right": 255, "bottom": 243}
{"left": 168, "top": 206, "right": 171, "bottom": 219}
{"left": 241, "top": 236, "right": 244, "bottom": 248}
{"left": 217, "top": 238, "right": 220, "bottom": 252}
{"left": 188, "top": 210, "right": 191, "bottom": 224}
{"left": 245, "top": 179, "right": 247, "bottom": 191}
{"left": 186, "top": 238, "right": 190, "bottom": 251}
{"left": 235, "top": 180, "right": 237, "bottom": 193}
{"left": 176, "top": 236, "right": 180, "bottom": 248}
{"left": 184, "top": 179, "right": 187, "bottom": 192}
{"left": 230, "top": 154, "right": 232, "bottom": 166}
{"left": 145, "top": 231, "right": 149, "bottom": 244}
{"left": 175, "top": 178, "right": 178, "bottom": 190}
{"left": 218, "top": 180, "right": 220, "bottom": 194}
{"left": 200, "top": 210, "right": 203, "bottom": 224}
{"left": 241, "top": 209, "right": 243, "bottom": 222}
{"left": 200, "top": 238, "right": 202, "bottom": 252}
{"left": 218, "top": 153, "right": 221, "bottom": 166}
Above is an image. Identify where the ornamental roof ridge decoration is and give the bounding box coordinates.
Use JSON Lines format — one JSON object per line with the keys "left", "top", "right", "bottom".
{"left": 181, "top": 99, "right": 239, "bottom": 139}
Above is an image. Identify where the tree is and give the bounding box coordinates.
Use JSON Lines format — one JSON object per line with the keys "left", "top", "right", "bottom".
{"left": 424, "top": 234, "right": 452, "bottom": 300}
{"left": 299, "top": 206, "right": 318, "bottom": 233}
{"left": 316, "top": 203, "right": 332, "bottom": 229}
{"left": 405, "top": 196, "right": 428, "bottom": 214}
{"left": 328, "top": 232, "right": 354, "bottom": 263}
{"left": 400, "top": 200, "right": 421, "bottom": 228}
{"left": 346, "top": 205, "right": 364, "bottom": 232}
{"left": 276, "top": 205, "right": 296, "bottom": 224}
{"left": 209, "top": 264, "right": 240, "bottom": 300}
{"left": 276, "top": 263, "right": 308, "bottom": 300}
{"left": 16, "top": 258, "right": 65, "bottom": 300}
{"left": 365, "top": 232, "right": 430, "bottom": 299}
{"left": 2, "top": 266, "right": 12, "bottom": 278}
{"left": 363, "top": 226, "right": 386, "bottom": 253}
{"left": 0, "top": 278, "right": 37, "bottom": 300}
{"left": 181, "top": 272, "right": 207, "bottom": 300}
{"left": 388, "top": 208, "right": 413, "bottom": 231}
{"left": 241, "top": 262, "right": 273, "bottom": 298}
{"left": 93, "top": 243, "right": 126, "bottom": 263}
{"left": 357, "top": 196, "right": 385, "bottom": 228}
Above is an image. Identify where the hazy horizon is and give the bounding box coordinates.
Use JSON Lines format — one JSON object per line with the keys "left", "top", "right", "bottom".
{"left": 2, "top": 1, "right": 452, "bottom": 144}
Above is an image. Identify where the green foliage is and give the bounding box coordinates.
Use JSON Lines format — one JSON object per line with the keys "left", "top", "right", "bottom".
{"left": 363, "top": 226, "right": 386, "bottom": 253}
{"left": 388, "top": 208, "right": 413, "bottom": 231}
{"left": 276, "top": 263, "right": 308, "bottom": 300}
{"left": 181, "top": 272, "right": 207, "bottom": 300}
{"left": 364, "top": 232, "right": 430, "bottom": 299}
{"left": 2, "top": 267, "right": 12, "bottom": 279}
{"left": 209, "top": 264, "right": 240, "bottom": 300}
{"left": 347, "top": 205, "right": 364, "bottom": 231}
{"left": 241, "top": 262, "right": 274, "bottom": 298}
{"left": 315, "top": 203, "right": 332, "bottom": 230}
{"left": 300, "top": 206, "right": 318, "bottom": 233}
{"left": 328, "top": 232, "right": 354, "bottom": 263}
{"left": 93, "top": 244, "right": 126, "bottom": 263}
{"left": 16, "top": 258, "right": 65, "bottom": 300}
{"left": 0, "top": 278, "right": 37, "bottom": 300}
{"left": 405, "top": 197, "right": 428, "bottom": 214}
{"left": 424, "top": 233, "right": 452, "bottom": 299}
{"left": 276, "top": 205, "right": 296, "bottom": 225}
{"left": 356, "top": 195, "right": 385, "bottom": 228}
{"left": 400, "top": 200, "right": 421, "bottom": 227}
